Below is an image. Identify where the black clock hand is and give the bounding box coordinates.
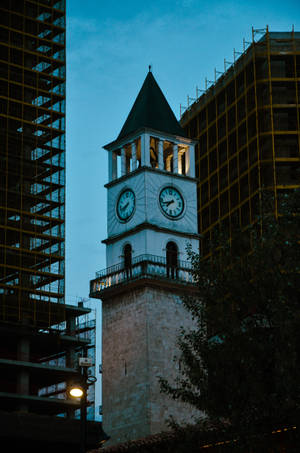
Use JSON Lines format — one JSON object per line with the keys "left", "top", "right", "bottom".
{"left": 161, "top": 199, "right": 174, "bottom": 206}
{"left": 121, "top": 202, "right": 129, "bottom": 211}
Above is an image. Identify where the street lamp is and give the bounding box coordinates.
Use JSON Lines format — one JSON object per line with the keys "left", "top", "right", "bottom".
{"left": 69, "top": 356, "right": 96, "bottom": 453}
{"left": 69, "top": 386, "right": 84, "bottom": 398}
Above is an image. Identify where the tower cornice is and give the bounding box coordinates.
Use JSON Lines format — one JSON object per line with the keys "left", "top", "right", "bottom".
{"left": 102, "top": 221, "right": 201, "bottom": 245}
{"left": 104, "top": 164, "right": 197, "bottom": 189}
{"left": 103, "top": 126, "right": 197, "bottom": 153}
{"left": 91, "top": 276, "right": 198, "bottom": 302}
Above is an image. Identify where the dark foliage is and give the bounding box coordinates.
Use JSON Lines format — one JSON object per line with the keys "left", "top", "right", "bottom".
{"left": 160, "top": 189, "right": 300, "bottom": 448}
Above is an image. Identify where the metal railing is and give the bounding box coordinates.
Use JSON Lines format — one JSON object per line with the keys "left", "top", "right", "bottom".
{"left": 90, "top": 254, "right": 194, "bottom": 294}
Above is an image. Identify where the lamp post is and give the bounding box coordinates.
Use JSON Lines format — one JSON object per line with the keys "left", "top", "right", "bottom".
{"left": 80, "top": 365, "right": 88, "bottom": 453}
{"left": 69, "top": 356, "right": 96, "bottom": 453}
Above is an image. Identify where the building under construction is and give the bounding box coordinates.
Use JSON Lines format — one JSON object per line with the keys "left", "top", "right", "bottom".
{"left": 180, "top": 28, "right": 300, "bottom": 255}
{"left": 0, "top": 1, "right": 106, "bottom": 451}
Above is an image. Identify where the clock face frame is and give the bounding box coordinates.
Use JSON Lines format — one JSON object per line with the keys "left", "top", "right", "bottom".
{"left": 116, "top": 188, "right": 136, "bottom": 222}
{"left": 159, "top": 186, "right": 185, "bottom": 219}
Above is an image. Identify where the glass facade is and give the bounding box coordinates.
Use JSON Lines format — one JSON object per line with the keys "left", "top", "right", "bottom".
{"left": 0, "top": 0, "right": 66, "bottom": 324}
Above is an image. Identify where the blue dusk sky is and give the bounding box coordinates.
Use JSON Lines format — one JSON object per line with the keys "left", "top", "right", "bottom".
{"left": 65, "top": 0, "right": 300, "bottom": 304}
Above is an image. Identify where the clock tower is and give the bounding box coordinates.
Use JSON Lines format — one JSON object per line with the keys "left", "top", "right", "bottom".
{"left": 90, "top": 69, "right": 199, "bottom": 445}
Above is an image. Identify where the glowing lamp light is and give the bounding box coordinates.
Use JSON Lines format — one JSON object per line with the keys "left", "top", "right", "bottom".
{"left": 69, "top": 386, "right": 84, "bottom": 398}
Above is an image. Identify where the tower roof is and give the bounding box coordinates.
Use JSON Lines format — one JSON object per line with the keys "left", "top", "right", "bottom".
{"left": 117, "top": 71, "right": 186, "bottom": 140}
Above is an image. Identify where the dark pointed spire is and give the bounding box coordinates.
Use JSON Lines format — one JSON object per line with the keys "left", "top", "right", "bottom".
{"left": 117, "top": 72, "right": 186, "bottom": 141}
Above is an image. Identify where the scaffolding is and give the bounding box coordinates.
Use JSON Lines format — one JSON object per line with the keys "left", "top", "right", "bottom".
{"left": 180, "top": 28, "right": 300, "bottom": 257}
{"left": 39, "top": 304, "right": 98, "bottom": 420}
{"left": 0, "top": 4, "right": 108, "bottom": 449}
{"left": 0, "top": 0, "right": 66, "bottom": 325}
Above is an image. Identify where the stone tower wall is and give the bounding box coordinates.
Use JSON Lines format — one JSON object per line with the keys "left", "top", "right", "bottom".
{"left": 102, "top": 284, "right": 198, "bottom": 446}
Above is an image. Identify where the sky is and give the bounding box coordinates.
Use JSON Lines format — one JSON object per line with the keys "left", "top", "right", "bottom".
{"left": 65, "top": 0, "right": 300, "bottom": 305}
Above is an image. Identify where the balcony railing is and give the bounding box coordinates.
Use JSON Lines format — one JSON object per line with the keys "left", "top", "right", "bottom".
{"left": 90, "top": 254, "right": 195, "bottom": 294}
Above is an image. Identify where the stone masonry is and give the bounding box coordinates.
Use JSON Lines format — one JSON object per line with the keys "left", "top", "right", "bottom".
{"left": 102, "top": 284, "right": 198, "bottom": 446}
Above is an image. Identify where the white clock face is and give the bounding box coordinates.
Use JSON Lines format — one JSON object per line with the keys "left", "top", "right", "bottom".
{"left": 116, "top": 189, "right": 135, "bottom": 222}
{"left": 159, "top": 186, "right": 184, "bottom": 219}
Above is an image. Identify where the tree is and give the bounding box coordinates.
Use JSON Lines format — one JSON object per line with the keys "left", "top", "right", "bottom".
{"left": 160, "top": 189, "right": 300, "bottom": 448}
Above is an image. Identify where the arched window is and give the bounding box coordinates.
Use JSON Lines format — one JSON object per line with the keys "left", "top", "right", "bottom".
{"left": 124, "top": 244, "right": 132, "bottom": 279}
{"left": 166, "top": 241, "right": 178, "bottom": 279}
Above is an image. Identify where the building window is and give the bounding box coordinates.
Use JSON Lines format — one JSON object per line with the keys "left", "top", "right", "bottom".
{"left": 166, "top": 242, "right": 178, "bottom": 279}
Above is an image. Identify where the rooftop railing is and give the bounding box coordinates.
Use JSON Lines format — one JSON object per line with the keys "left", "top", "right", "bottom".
{"left": 90, "top": 254, "right": 195, "bottom": 295}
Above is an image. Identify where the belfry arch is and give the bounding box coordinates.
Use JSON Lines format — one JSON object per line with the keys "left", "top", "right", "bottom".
{"left": 166, "top": 241, "right": 178, "bottom": 279}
